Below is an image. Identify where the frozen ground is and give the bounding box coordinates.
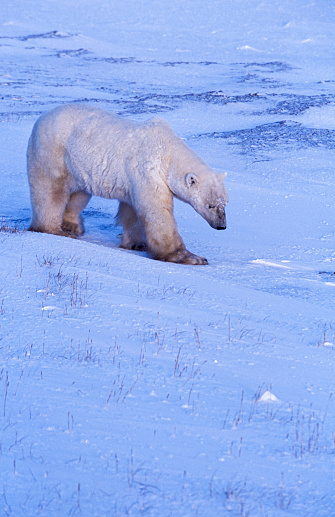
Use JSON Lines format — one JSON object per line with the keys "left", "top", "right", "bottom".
{"left": 1, "top": 0, "right": 335, "bottom": 515}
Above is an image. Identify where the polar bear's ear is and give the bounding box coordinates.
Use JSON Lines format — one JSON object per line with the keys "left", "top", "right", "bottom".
{"left": 185, "top": 173, "right": 198, "bottom": 187}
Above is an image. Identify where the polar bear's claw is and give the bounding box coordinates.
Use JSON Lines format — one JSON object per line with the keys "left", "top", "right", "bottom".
{"left": 183, "top": 253, "right": 208, "bottom": 265}
{"left": 119, "top": 242, "right": 147, "bottom": 251}
{"left": 131, "top": 242, "right": 147, "bottom": 251}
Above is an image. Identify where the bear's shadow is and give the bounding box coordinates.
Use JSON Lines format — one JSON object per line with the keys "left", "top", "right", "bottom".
{"left": 79, "top": 208, "right": 120, "bottom": 246}
{"left": 3, "top": 208, "right": 150, "bottom": 257}
{"left": 80, "top": 207, "right": 151, "bottom": 258}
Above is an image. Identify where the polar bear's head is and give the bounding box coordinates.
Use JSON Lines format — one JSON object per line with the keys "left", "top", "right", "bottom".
{"left": 169, "top": 169, "right": 228, "bottom": 230}
{"left": 184, "top": 171, "right": 228, "bottom": 230}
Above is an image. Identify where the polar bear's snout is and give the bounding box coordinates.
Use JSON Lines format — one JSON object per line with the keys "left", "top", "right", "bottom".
{"left": 215, "top": 205, "right": 227, "bottom": 230}
{"left": 208, "top": 203, "right": 227, "bottom": 230}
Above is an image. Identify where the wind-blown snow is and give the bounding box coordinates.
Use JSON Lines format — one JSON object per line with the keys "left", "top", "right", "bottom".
{"left": 0, "top": 1, "right": 334, "bottom": 515}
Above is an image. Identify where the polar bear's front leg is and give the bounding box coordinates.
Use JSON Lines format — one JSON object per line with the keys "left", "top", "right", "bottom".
{"left": 148, "top": 227, "right": 208, "bottom": 265}
{"left": 134, "top": 193, "right": 208, "bottom": 265}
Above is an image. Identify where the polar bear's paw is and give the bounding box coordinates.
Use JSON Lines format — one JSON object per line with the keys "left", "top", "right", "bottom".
{"left": 119, "top": 241, "right": 147, "bottom": 251}
{"left": 61, "top": 221, "right": 84, "bottom": 237}
{"left": 131, "top": 242, "right": 147, "bottom": 251}
{"left": 28, "top": 226, "right": 77, "bottom": 238}
{"left": 162, "top": 249, "right": 208, "bottom": 265}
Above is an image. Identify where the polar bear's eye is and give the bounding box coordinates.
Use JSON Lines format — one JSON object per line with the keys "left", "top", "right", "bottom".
{"left": 208, "top": 204, "right": 216, "bottom": 209}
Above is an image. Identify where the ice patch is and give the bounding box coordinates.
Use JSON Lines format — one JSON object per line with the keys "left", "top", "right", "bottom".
{"left": 237, "top": 45, "right": 262, "bottom": 52}
{"left": 298, "top": 105, "right": 335, "bottom": 130}
{"left": 251, "top": 259, "right": 291, "bottom": 269}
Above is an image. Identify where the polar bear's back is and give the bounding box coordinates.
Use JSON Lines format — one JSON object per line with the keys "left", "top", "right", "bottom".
{"left": 27, "top": 104, "right": 178, "bottom": 199}
{"left": 27, "top": 103, "right": 209, "bottom": 198}
{"left": 29, "top": 104, "right": 125, "bottom": 150}
{"left": 29, "top": 104, "right": 174, "bottom": 160}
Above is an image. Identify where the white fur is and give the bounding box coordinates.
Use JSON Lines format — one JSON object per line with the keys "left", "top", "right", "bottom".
{"left": 27, "top": 104, "right": 228, "bottom": 265}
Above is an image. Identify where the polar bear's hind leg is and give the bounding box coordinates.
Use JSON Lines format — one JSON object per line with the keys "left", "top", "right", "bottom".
{"left": 28, "top": 174, "right": 71, "bottom": 236}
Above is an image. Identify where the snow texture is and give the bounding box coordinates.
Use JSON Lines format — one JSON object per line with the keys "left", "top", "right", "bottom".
{"left": 0, "top": 0, "right": 335, "bottom": 515}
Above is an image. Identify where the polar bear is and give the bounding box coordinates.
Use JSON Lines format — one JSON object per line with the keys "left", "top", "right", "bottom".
{"left": 27, "top": 104, "right": 228, "bottom": 265}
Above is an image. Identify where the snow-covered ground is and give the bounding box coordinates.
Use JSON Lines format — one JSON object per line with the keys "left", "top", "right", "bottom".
{"left": 1, "top": 1, "right": 335, "bottom": 515}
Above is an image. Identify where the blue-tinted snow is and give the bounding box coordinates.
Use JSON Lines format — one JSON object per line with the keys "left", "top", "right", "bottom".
{"left": 0, "top": 0, "right": 334, "bottom": 515}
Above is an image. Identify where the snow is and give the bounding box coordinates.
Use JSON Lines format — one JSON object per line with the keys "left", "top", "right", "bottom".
{"left": 258, "top": 391, "right": 280, "bottom": 404}
{"left": 0, "top": 0, "right": 335, "bottom": 515}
